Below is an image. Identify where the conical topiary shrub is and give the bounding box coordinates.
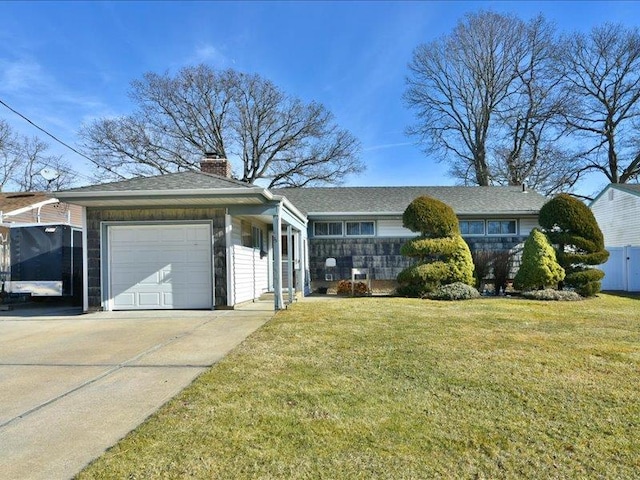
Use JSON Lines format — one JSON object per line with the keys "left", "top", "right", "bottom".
{"left": 397, "top": 196, "right": 474, "bottom": 297}
{"left": 539, "top": 194, "right": 609, "bottom": 297}
{"left": 513, "top": 228, "right": 565, "bottom": 291}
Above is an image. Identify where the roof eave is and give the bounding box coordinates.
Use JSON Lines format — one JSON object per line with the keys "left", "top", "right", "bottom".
{"left": 56, "top": 188, "right": 270, "bottom": 207}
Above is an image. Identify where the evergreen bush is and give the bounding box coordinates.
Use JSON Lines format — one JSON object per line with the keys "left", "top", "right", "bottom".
{"left": 539, "top": 194, "right": 608, "bottom": 297}
{"left": 521, "top": 289, "right": 583, "bottom": 301}
{"left": 427, "top": 282, "right": 480, "bottom": 300}
{"left": 397, "top": 196, "right": 474, "bottom": 297}
{"left": 513, "top": 228, "right": 565, "bottom": 291}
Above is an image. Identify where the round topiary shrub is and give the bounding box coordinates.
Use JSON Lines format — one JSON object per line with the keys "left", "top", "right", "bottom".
{"left": 402, "top": 195, "right": 460, "bottom": 238}
{"left": 397, "top": 196, "right": 474, "bottom": 297}
{"left": 513, "top": 228, "right": 565, "bottom": 291}
{"left": 539, "top": 194, "right": 608, "bottom": 297}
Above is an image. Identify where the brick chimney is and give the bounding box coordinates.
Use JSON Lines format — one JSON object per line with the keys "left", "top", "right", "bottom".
{"left": 200, "top": 153, "right": 232, "bottom": 178}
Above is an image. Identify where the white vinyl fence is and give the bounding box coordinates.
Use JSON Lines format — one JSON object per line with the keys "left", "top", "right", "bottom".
{"left": 601, "top": 246, "right": 640, "bottom": 292}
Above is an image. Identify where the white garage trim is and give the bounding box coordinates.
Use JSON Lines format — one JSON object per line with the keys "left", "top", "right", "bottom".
{"left": 101, "top": 221, "right": 214, "bottom": 311}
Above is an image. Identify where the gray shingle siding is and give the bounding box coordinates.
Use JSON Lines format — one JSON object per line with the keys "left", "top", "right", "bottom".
{"left": 308, "top": 235, "right": 527, "bottom": 284}
{"left": 85, "top": 207, "right": 226, "bottom": 309}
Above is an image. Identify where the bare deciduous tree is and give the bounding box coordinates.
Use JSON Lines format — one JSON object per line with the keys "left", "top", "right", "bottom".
{"left": 79, "top": 65, "right": 363, "bottom": 187}
{"left": 405, "top": 12, "right": 579, "bottom": 193}
{"left": 405, "top": 11, "right": 530, "bottom": 186}
{"left": 559, "top": 23, "right": 640, "bottom": 184}
{"left": 0, "top": 119, "right": 74, "bottom": 191}
{"left": 490, "top": 16, "right": 581, "bottom": 195}
{"left": 0, "top": 120, "right": 22, "bottom": 190}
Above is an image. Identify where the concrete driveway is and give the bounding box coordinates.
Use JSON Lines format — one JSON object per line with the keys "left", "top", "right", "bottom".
{"left": 0, "top": 301, "right": 275, "bottom": 480}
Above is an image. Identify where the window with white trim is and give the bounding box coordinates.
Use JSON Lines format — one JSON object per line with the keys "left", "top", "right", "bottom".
{"left": 346, "top": 221, "right": 375, "bottom": 236}
{"left": 314, "top": 221, "right": 343, "bottom": 237}
{"left": 459, "top": 220, "right": 485, "bottom": 235}
{"left": 487, "top": 220, "right": 517, "bottom": 235}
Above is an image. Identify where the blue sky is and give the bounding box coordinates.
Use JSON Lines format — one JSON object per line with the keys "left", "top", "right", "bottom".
{"left": 1, "top": 1, "right": 639, "bottom": 196}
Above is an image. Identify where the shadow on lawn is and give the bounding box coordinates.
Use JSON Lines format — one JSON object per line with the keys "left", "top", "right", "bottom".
{"left": 601, "top": 291, "right": 640, "bottom": 300}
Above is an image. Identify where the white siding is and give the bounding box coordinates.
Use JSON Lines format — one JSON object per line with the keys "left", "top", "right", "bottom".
{"left": 230, "top": 218, "right": 269, "bottom": 305}
{"left": 519, "top": 217, "right": 539, "bottom": 236}
{"left": 591, "top": 187, "right": 640, "bottom": 247}
{"left": 376, "top": 218, "right": 414, "bottom": 237}
{"left": 232, "top": 245, "right": 268, "bottom": 304}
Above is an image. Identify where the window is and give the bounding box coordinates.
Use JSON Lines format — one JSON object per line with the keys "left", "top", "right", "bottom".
{"left": 314, "top": 221, "right": 343, "bottom": 237}
{"left": 252, "top": 226, "right": 263, "bottom": 250}
{"left": 346, "top": 221, "right": 375, "bottom": 236}
{"left": 487, "top": 220, "right": 516, "bottom": 235}
{"left": 241, "top": 221, "right": 263, "bottom": 249}
{"left": 459, "top": 220, "right": 485, "bottom": 235}
{"left": 241, "top": 220, "right": 252, "bottom": 247}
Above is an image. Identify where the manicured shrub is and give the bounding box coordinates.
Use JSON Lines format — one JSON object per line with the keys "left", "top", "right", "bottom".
{"left": 513, "top": 228, "right": 565, "bottom": 291}
{"left": 397, "top": 196, "right": 474, "bottom": 297}
{"left": 402, "top": 195, "right": 459, "bottom": 238}
{"left": 336, "top": 280, "right": 370, "bottom": 296}
{"left": 521, "top": 289, "right": 583, "bottom": 301}
{"left": 539, "top": 194, "right": 608, "bottom": 297}
{"left": 427, "top": 282, "right": 480, "bottom": 301}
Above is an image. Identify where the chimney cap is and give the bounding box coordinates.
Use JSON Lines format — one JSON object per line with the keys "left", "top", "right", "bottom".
{"left": 204, "top": 151, "right": 221, "bottom": 159}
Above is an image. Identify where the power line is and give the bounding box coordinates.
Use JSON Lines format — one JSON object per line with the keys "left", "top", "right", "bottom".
{"left": 0, "top": 98, "right": 96, "bottom": 167}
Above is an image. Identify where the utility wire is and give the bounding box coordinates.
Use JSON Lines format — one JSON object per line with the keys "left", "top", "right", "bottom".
{"left": 0, "top": 98, "right": 96, "bottom": 166}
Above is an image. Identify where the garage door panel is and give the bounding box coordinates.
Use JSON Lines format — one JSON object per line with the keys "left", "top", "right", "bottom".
{"left": 108, "top": 224, "right": 213, "bottom": 310}
{"left": 112, "top": 292, "right": 136, "bottom": 308}
{"left": 138, "top": 292, "right": 162, "bottom": 306}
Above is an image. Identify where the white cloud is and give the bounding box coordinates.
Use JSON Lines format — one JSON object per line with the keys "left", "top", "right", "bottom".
{"left": 0, "top": 57, "right": 48, "bottom": 93}
{"left": 191, "top": 43, "right": 232, "bottom": 67}
{"left": 363, "top": 141, "right": 413, "bottom": 152}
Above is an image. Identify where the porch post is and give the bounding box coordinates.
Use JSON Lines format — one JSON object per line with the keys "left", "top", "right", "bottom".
{"left": 81, "top": 206, "right": 89, "bottom": 313}
{"left": 297, "top": 229, "right": 305, "bottom": 295}
{"left": 287, "top": 224, "right": 294, "bottom": 304}
{"left": 273, "top": 203, "right": 284, "bottom": 310}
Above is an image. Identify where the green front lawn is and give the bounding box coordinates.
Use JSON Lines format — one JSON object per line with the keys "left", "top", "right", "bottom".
{"left": 78, "top": 294, "right": 640, "bottom": 479}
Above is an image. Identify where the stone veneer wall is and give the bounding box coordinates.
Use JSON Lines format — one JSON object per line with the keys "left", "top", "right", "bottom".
{"left": 86, "top": 207, "right": 226, "bottom": 310}
{"left": 308, "top": 235, "right": 528, "bottom": 284}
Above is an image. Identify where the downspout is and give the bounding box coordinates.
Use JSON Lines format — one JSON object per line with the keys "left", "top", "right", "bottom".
{"left": 273, "top": 201, "right": 284, "bottom": 310}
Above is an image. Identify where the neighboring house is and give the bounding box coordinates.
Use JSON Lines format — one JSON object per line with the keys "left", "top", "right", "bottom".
{"left": 56, "top": 158, "right": 308, "bottom": 312}
{"left": 0, "top": 192, "right": 83, "bottom": 298}
{"left": 590, "top": 184, "right": 640, "bottom": 291}
{"left": 58, "top": 162, "right": 549, "bottom": 312}
{"left": 275, "top": 185, "right": 547, "bottom": 292}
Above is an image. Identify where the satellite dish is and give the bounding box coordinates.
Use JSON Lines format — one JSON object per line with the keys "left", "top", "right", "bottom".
{"left": 40, "top": 168, "right": 60, "bottom": 182}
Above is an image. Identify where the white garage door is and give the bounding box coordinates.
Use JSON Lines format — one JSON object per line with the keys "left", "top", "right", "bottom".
{"left": 109, "top": 224, "right": 213, "bottom": 310}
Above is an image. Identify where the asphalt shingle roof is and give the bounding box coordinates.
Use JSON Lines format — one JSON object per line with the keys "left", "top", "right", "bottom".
{"left": 0, "top": 192, "right": 53, "bottom": 213}
{"left": 274, "top": 186, "right": 548, "bottom": 216}
{"left": 60, "top": 171, "right": 259, "bottom": 193}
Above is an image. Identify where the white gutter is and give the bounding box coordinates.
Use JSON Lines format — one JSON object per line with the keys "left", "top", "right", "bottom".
{"left": 56, "top": 187, "right": 265, "bottom": 200}
{"left": 305, "top": 211, "right": 541, "bottom": 216}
